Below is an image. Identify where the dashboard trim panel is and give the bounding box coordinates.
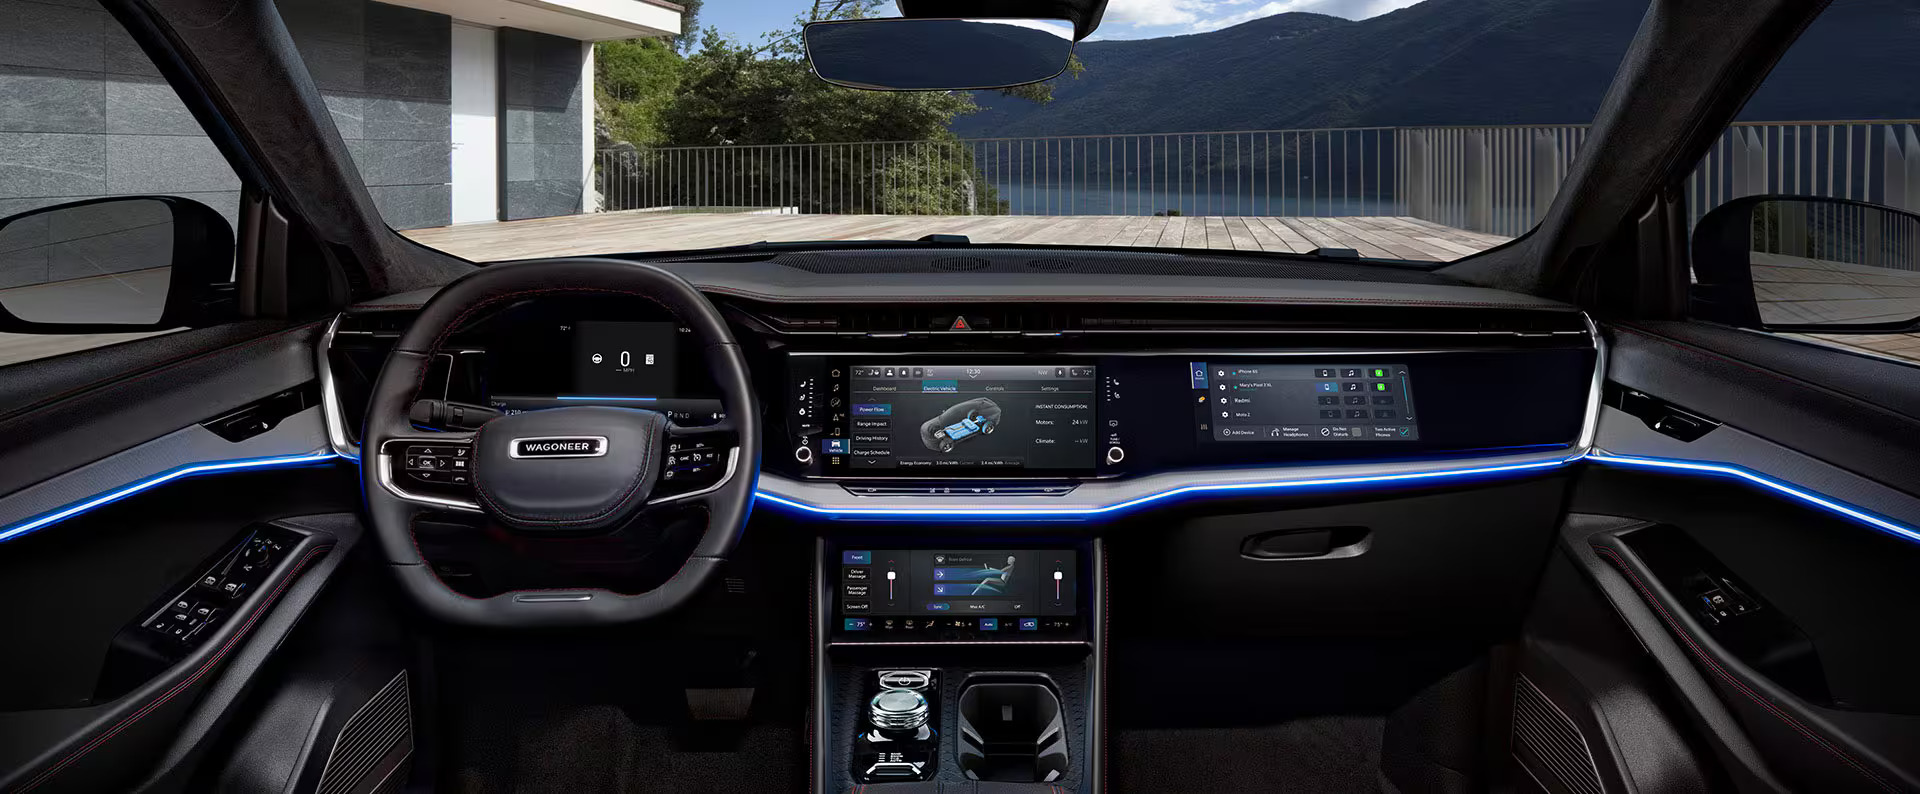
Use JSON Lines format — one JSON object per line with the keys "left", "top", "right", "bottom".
{"left": 318, "top": 315, "right": 361, "bottom": 461}
{"left": 754, "top": 448, "right": 1580, "bottom": 519}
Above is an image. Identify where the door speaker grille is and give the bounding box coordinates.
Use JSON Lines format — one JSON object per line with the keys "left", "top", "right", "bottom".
{"left": 1512, "top": 674, "right": 1603, "bottom": 794}
{"left": 316, "top": 670, "right": 413, "bottom": 794}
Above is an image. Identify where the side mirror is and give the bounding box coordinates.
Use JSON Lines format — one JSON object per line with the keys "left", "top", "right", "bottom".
{"left": 1692, "top": 195, "right": 1920, "bottom": 332}
{"left": 0, "top": 196, "right": 234, "bottom": 333}
{"left": 803, "top": 17, "right": 1075, "bottom": 91}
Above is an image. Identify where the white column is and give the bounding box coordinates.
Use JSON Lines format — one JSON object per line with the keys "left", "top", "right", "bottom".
{"left": 582, "top": 40, "right": 597, "bottom": 214}
{"left": 449, "top": 23, "right": 500, "bottom": 223}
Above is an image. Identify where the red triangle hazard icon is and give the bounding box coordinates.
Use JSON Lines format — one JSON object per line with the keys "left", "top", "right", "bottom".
{"left": 950, "top": 316, "right": 972, "bottom": 331}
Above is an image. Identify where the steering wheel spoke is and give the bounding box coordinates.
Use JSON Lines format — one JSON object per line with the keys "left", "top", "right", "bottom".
{"left": 358, "top": 258, "right": 761, "bottom": 627}
{"left": 374, "top": 433, "right": 481, "bottom": 512}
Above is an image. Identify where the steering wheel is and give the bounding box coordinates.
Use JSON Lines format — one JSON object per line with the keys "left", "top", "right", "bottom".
{"left": 359, "top": 259, "right": 761, "bottom": 627}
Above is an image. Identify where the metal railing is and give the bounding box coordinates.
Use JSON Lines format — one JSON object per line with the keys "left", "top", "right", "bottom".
{"left": 1754, "top": 201, "right": 1920, "bottom": 273}
{"left": 592, "top": 121, "right": 1920, "bottom": 237}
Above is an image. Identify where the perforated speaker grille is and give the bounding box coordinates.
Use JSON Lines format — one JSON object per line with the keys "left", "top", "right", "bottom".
{"left": 759, "top": 249, "right": 1457, "bottom": 283}
{"left": 1512, "top": 674, "right": 1603, "bottom": 794}
{"left": 316, "top": 670, "right": 413, "bottom": 794}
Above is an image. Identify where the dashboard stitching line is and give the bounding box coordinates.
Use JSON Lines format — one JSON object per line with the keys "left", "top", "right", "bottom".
{"left": 1592, "top": 544, "right": 1894, "bottom": 791}
{"left": 19, "top": 544, "right": 332, "bottom": 792}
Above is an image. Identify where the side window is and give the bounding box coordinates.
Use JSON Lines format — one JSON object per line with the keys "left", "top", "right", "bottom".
{"left": 1685, "top": 0, "right": 1920, "bottom": 366}
{"left": 0, "top": 0, "right": 244, "bottom": 366}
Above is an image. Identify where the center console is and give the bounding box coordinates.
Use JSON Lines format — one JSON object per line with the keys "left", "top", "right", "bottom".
{"left": 817, "top": 540, "right": 1103, "bottom": 791}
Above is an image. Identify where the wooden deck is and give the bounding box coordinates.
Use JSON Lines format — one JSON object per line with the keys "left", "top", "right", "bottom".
{"left": 402, "top": 212, "right": 1514, "bottom": 262}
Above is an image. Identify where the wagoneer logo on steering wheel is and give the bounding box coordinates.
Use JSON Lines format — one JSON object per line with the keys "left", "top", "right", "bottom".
{"left": 509, "top": 436, "right": 609, "bottom": 459}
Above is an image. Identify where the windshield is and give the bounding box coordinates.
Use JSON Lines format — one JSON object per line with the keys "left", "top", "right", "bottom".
{"left": 289, "top": 0, "right": 1672, "bottom": 264}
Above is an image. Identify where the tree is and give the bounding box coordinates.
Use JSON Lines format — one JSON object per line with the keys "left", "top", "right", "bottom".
{"left": 606, "top": 0, "right": 1079, "bottom": 213}
{"left": 595, "top": 37, "right": 682, "bottom": 147}
{"left": 672, "top": 0, "right": 704, "bottom": 54}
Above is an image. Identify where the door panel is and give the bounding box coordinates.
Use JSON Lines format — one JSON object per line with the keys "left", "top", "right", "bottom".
{"left": 0, "top": 320, "right": 327, "bottom": 504}
{"left": 0, "top": 505, "right": 362, "bottom": 792}
{"left": 1538, "top": 320, "right": 1920, "bottom": 792}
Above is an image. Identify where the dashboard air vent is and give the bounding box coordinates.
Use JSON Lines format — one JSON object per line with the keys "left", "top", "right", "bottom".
{"left": 1512, "top": 674, "right": 1602, "bottom": 794}
{"left": 316, "top": 670, "right": 413, "bottom": 794}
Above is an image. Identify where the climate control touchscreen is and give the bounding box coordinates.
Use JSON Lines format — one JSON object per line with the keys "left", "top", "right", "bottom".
{"left": 832, "top": 364, "right": 1096, "bottom": 471}
{"left": 838, "top": 549, "right": 1078, "bottom": 635}
{"left": 1194, "top": 362, "right": 1420, "bottom": 441}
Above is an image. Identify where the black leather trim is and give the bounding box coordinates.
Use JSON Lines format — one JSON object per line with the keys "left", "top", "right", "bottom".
{"left": 1604, "top": 320, "right": 1920, "bottom": 496}
{"left": 1573, "top": 522, "right": 1920, "bottom": 792}
{"left": 470, "top": 407, "right": 665, "bottom": 531}
{"left": 0, "top": 517, "right": 351, "bottom": 793}
{"left": 0, "top": 321, "right": 318, "bottom": 499}
{"left": 132, "top": 514, "right": 366, "bottom": 793}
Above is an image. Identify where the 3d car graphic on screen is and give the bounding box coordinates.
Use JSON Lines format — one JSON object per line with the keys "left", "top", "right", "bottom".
{"left": 920, "top": 398, "right": 1003, "bottom": 452}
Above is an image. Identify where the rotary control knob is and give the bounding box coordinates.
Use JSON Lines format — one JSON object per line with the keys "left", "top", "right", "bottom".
{"left": 868, "top": 688, "right": 929, "bottom": 733}
{"left": 794, "top": 444, "right": 814, "bottom": 464}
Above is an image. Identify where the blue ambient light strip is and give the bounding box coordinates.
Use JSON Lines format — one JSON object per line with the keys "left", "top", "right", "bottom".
{"left": 0, "top": 452, "right": 340, "bottom": 544}
{"left": 6, "top": 449, "right": 1915, "bottom": 547}
{"left": 556, "top": 396, "right": 657, "bottom": 402}
{"left": 1585, "top": 452, "right": 1920, "bottom": 546}
{"left": 753, "top": 457, "right": 1575, "bottom": 519}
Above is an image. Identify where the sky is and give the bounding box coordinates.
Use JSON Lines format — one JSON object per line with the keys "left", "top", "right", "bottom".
{"left": 696, "top": 0, "right": 1425, "bottom": 47}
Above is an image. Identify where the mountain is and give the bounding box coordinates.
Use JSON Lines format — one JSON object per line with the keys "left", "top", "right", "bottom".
{"left": 950, "top": 0, "right": 1920, "bottom": 138}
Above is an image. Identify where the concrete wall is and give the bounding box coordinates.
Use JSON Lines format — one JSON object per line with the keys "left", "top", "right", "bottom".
{"left": 278, "top": 0, "right": 453, "bottom": 230}
{"left": 501, "top": 28, "right": 584, "bottom": 220}
{"left": 0, "top": 0, "right": 242, "bottom": 231}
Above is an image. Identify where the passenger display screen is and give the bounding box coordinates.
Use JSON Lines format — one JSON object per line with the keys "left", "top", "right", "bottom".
{"left": 828, "top": 364, "right": 1097, "bottom": 471}
{"left": 838, "top": 549, "right": 1078, "bottom": 626}
{"left": 1193, "top": 362, "right": 1420, "bottom": 441}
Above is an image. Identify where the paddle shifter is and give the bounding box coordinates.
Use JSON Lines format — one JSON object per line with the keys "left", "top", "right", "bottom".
{"left": 852, "top": 669, "right": 939, "bottom": 782}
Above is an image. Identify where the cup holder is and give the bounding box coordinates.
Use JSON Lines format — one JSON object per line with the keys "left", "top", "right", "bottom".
{"left": 956, "top": 674, "right": 1070, "bottom": 782}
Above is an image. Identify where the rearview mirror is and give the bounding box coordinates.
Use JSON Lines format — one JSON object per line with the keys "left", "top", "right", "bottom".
{"left": 0, "top": 196, "right": 235, "bottom": 333}
{"left": 1692, "top": 196, "right": 1920, "bottom": 332}
{"left": 804, "top": 17, "right": 1075, "bottom": 91}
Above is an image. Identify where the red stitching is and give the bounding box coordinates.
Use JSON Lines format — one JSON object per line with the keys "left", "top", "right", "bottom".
{"left": 19, "top": 545, "right": 332, "bottom": 792}
{"left": 1592, "top": 545, "right": 1894, "bottom": 791}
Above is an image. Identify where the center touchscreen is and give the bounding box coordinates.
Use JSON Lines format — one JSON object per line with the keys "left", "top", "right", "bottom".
{"left": 836, "top": 364, "right": 1097, "bottom": 471}
{"left": 839, "top": 549, "right": 1078, "bottom": 626}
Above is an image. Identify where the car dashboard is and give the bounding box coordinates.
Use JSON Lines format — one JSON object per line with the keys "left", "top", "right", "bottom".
{"left": 323, "top": 260, "right": 1599, "bottom": 517}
